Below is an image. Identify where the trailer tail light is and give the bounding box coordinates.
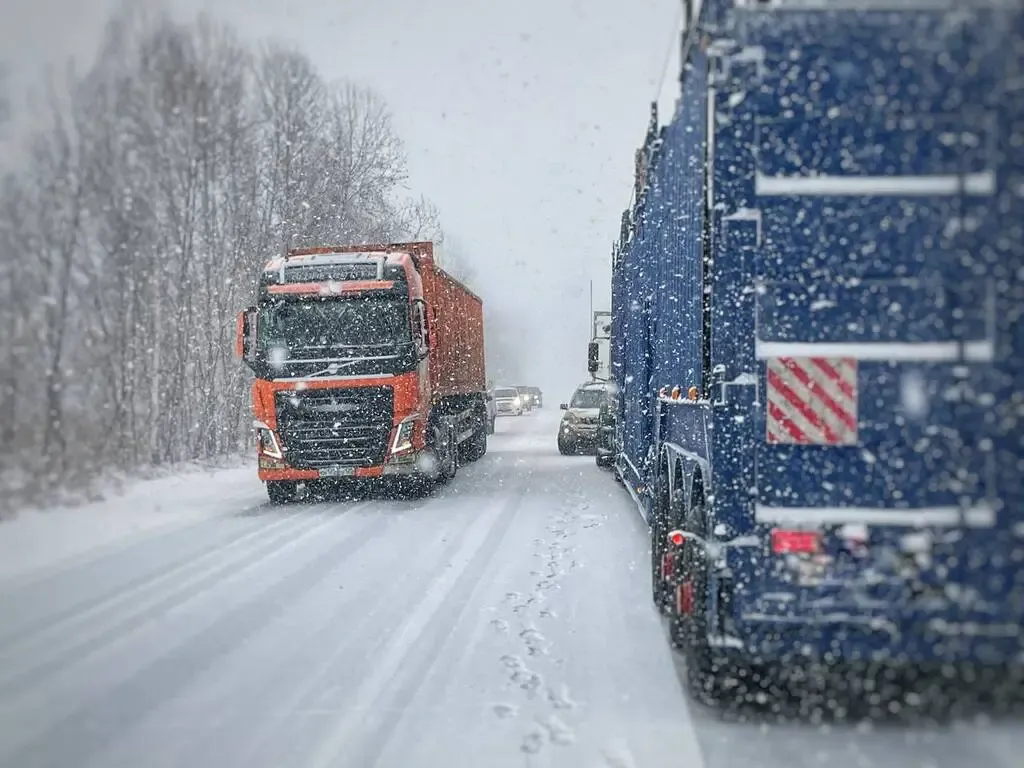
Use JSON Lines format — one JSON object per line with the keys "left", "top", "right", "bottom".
{"left": 668, "top": 530, "right": 686, "bottom": 547}
{"left": 661, "top": 552, "right": 674, "bottom": 579}
{"left": 771, "top": 529, "right": 821, "bottom": 554}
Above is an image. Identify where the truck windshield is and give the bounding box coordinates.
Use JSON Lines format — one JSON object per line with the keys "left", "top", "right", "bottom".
{"left": 494, "top": 388, "right": 518, "bottom": 399}
{"left": 258, "top": 298, "right": 410, "bottom": 351}
{"left": 570, "top": 389, "right": 604, "bottom": 409}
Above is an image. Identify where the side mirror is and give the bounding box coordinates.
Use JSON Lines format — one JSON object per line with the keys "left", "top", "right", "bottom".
{"left": 587, "top": 341, "right": 599, "bottom": 374}
{"left": 560, "top": 403, "right": 569, "bottom": 410}
{"left": 236, "top": 307, "right": 257, "bottom": 363}
{"left": 412, "top": 299, "right": 430, "bottom": 354}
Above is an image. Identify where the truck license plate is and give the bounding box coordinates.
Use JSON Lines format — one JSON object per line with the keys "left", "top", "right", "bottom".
{"left": 319, "top": 465, "right": 356, "bottom": 478}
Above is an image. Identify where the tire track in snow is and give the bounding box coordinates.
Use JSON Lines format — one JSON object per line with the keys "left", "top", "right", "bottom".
{"left": 0, "top": 504, "right": 385, "bottom": 767}
{"left": 494, "top": 486, "right": 587, "bottom": 758}
{"left": 0, "top": 500, "right": 266, "bottom": 600}
{"left": 305, "top": 487, "right": 526, "bottom": 768}
{"left": 0, "top": 505, "right": 358, "bottom": 695}
{"left": 216, "top": 497, "right": 506, "bottom": 768}
{"left": 0, "top": 507, "right": 319, "bottom": 665}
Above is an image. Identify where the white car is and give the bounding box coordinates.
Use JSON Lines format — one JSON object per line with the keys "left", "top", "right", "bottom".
{"left": 492, "top": 387, "right": 523, "bottom": 416}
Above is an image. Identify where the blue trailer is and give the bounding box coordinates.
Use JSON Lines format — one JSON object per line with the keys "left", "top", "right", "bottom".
{"left": 608, "top": 0, "right": 1023, "bottom": 699}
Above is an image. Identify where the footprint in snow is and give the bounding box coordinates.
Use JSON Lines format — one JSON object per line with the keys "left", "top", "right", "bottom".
{"left": 520, "top": 731, "right": 544, "bottom": 754}
{"left": 546, "top": 683, "right": 576, "bottom": 710}
{"left": 490, "top": 618, "right": 509, "bottom": 633}
{"left": 601, "top": 740, "right": 639, "bottom": 768}
{"left": 538, "top": 608, "right": 557, "bottom": 619}
{"left": 492, "top": 703, "right": 517, "bottom": 719}
{"left": 512, "top": 669, "right": 543, "bottom": 694}
{"left": 539, "top": 714, "right": 575, "bottom": 746}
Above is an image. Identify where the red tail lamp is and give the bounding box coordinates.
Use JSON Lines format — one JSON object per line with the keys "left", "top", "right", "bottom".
{"left": 770, "top": 529, "right": 821, "bottom": 554}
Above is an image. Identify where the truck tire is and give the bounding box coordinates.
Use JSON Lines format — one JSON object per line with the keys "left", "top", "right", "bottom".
{"left": 668, "top": 492, "right": 728, "bottom": 704}
{"left": 266, "top": 481, "right": 298, "bottom": 505}
{"left": 460, "top": 406, "right": 488, "bottom": 463}
{"left": 649, "top": 473, "right": 672, "bottom": 615}
{"left": 557, "top": 433, "right": 574, "bottom": 455}
{"left": 436, "top": 422, "right": 458, "bottom": 485}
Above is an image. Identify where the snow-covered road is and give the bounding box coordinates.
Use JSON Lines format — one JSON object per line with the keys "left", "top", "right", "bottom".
{"left": 0, "top": 411, "right": 1020, "bottom": 768}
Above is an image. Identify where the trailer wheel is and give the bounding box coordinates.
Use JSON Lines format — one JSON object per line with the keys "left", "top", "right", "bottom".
{"left": 649, "top": 472, "right": 672, "bottom": 615}
{"left": 266, "top": 481, "right": 298, "bottom": 505}
{"left": 669, "top": 492, "right": 727, "bottom": 704}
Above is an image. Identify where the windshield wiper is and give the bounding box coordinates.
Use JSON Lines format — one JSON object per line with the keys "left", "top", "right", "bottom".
{"left": 292, "top": 354, "right": 401, "bottom": 379}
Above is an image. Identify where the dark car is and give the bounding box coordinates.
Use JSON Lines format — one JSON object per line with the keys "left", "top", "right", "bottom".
{"left": 557, "top": 382, "right": 614, "bottom": 455}
{"left": 526, "top": 386, "right": 543, "bottom": 408}
{"left": 515, "top": 385, "right": 534, "bottom": 412}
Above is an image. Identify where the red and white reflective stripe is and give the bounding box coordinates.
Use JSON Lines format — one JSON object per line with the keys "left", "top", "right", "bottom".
{"left": 765, "top": 357, "right": 858, "bottom": 445}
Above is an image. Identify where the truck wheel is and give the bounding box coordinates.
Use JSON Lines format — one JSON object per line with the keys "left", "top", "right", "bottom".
{"left": 460, "top": 407, "right": 488, "bottom": 463}
{"left": 557, "top": 433, "right": 574, "bottom": 455}
{"left": 650, "top": 474, "right": 672, "bottom": 614}
{"left": 266, "top": 481, "right": 298, "bottom": 505}
{"left": 436, "top": 423, "right": 458, "bottom": 484}
{"left": 668, "top": 493, "right": 725, "bottom": 704}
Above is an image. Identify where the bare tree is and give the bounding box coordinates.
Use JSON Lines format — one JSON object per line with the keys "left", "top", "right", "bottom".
{"left": 0, "top": 5, "right": 445, "bottom": 508}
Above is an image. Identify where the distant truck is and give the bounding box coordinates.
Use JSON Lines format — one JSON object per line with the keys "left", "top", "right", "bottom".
{"left": 607, "top": 0, "right": 1023, "bottom": 699}
{"left": 236, "top": 241, "right": 488, "bottom": 502}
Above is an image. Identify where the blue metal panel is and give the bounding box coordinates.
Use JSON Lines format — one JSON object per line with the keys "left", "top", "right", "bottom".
{"left": 650, "top": 53, "right": 708, "bottom": 397}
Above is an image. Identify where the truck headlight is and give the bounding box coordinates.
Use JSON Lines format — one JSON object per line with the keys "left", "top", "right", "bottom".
{"left": 254, "top": 421, "right": 284, "bottom": 459}
{"left": 513, "top": 397, "right": 521, "bottom": 407}
{"left": 392, "top": 418, "right": 416, "bottom": 453}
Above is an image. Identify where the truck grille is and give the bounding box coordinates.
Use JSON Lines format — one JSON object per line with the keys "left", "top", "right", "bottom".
{"left": 275, "top": 386, "right": 393, "bottom": 469}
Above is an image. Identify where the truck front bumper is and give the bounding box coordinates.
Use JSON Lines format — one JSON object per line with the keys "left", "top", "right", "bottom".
{"left": 258, "top": 452, "right": 429, "bottom": 482}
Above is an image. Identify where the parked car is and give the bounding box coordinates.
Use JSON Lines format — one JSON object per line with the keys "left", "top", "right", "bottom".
{"left": 558, "top": 382, "right": 614, "bottom": 455}
{"left": 492, "top": 387, "right": 523, "bottom": 416}
{"left": 526, "top": 386, "right": 543, "bottom": 408}
{"left": 515, "top": 386, "right": 534, "bottom": 412}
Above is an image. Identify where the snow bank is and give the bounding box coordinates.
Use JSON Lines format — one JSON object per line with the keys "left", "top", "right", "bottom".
{"left": 0, "top": 461, "right": 264, "bottom": 585}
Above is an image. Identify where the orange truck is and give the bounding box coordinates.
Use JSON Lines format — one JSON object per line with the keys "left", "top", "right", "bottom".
{"left": 235, "top": 241, "right": 488, "bottom": 502}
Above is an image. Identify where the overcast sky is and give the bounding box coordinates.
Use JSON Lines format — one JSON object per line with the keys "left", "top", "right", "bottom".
{"left": 1, "top": 0, "right": 679, "bottom": 396}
